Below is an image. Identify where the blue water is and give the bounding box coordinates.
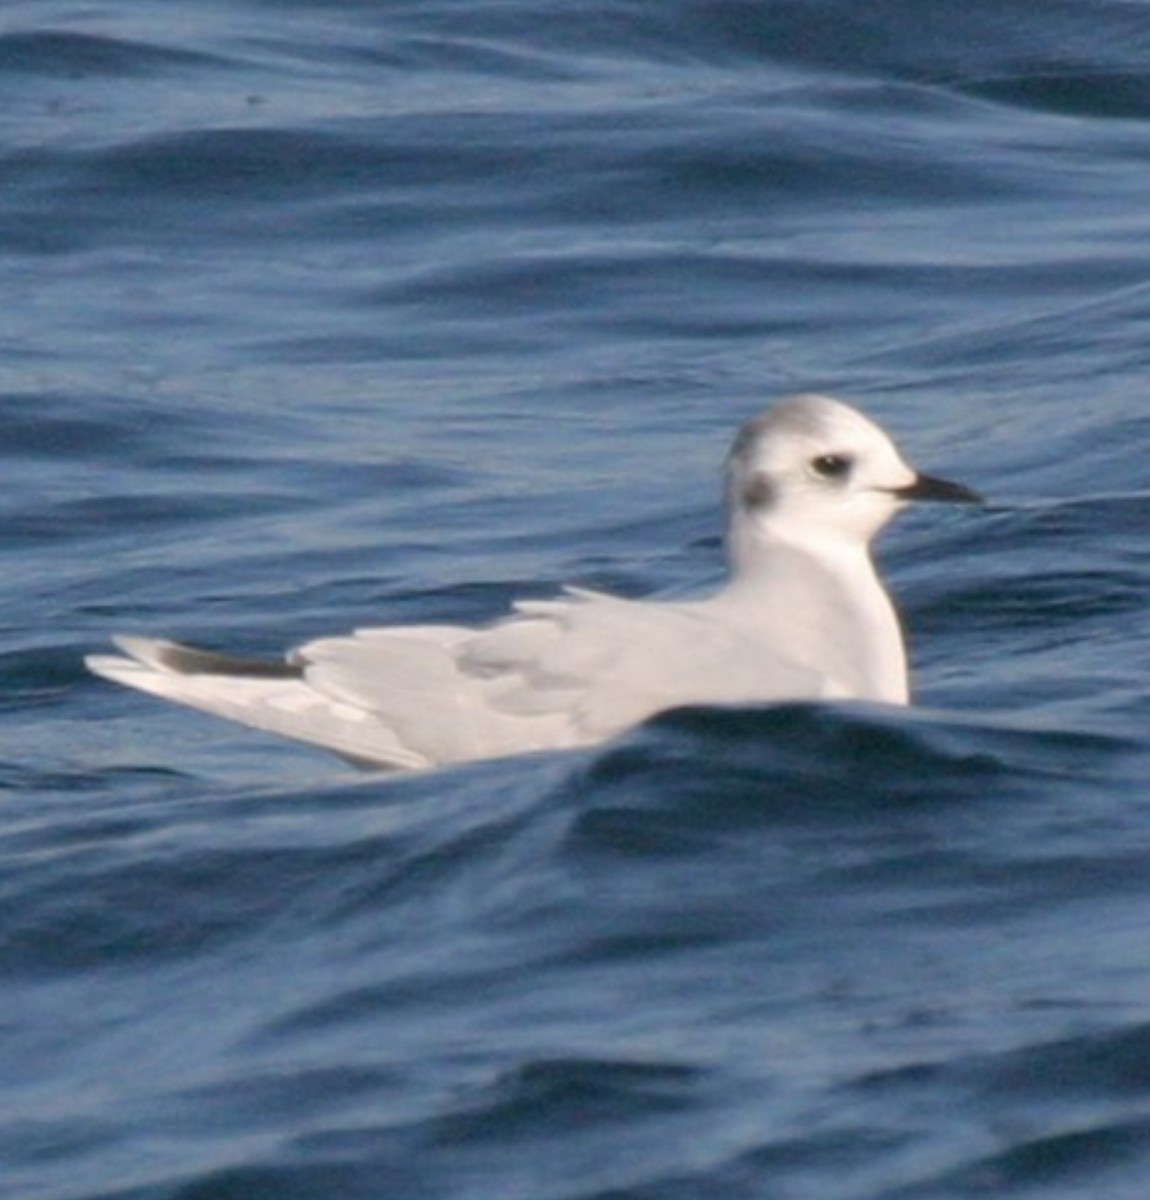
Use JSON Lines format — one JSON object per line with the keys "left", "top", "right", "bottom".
{"left": 6, "top": 2, "right": 1150, "bottom": 1196}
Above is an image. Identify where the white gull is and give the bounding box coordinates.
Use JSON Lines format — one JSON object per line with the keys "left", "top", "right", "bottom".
{"left": 87, "top": 394, "right": 980, "bottom": 770}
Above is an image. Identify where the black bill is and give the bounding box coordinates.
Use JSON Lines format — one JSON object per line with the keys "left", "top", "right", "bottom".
{"left": 892, "top": 472, "right": 983, "bottom": 505}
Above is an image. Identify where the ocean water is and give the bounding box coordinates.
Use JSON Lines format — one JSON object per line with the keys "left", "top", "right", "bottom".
{"left": 5, "top": 1, "right": 1150, "bottom": 1196}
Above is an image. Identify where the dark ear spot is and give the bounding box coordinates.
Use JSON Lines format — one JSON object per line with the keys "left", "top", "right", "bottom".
{"left": 742, "top": 471, "right": 775, "bottom": 511}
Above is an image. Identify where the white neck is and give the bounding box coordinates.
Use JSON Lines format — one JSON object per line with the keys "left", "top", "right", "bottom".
{"left": 725, "top": 525, "right": 909, "bottom": 705}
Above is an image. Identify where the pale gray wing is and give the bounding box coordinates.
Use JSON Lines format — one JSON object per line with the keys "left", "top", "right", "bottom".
{"left": 293, "top": 622, "right": 577, "bottom": 765}
{"left": 297, "top": 588, "right": 833, "bottom": 765}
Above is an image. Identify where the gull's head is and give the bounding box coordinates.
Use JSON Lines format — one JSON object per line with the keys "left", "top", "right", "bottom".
{"left": 726, "top": 394, "right": 979, "bottom": 562}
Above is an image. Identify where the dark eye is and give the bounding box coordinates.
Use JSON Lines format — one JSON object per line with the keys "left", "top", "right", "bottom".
{"left": 811, "top": 453, "right": 853, "bottom": 479}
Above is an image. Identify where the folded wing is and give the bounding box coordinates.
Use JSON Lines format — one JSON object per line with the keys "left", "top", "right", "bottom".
{"left": 87, "top": 589, "right": 831, "bottom": 769}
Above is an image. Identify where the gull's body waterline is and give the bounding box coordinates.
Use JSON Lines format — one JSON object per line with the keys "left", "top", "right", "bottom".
{"left": 87, "top": 395, "right": 980, "bottom": 770}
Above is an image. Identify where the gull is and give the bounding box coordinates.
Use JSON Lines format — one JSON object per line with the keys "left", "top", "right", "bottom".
{"left": 87, "top": 395, "right": 980, "bottom": 770}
